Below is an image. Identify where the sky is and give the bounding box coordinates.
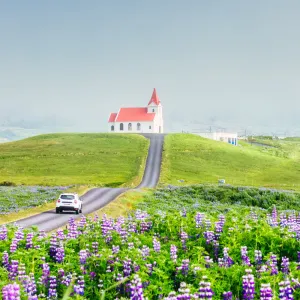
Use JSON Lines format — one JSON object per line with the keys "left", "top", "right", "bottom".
{"left": 0, "top": 0, "right": 300, "bottom": 134}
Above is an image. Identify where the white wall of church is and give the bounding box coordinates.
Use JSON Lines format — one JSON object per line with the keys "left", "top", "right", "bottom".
{"left": 108, "top": 121, "right": 156, "bottom": 133}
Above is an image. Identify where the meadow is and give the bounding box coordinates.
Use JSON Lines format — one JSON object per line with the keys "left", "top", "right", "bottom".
{"left": 160, "top": 134, "right": 300, "bottom": 191}
{"left": 0, "top": 186, "right": 299, "bottom": 299}
{"left": 0, "top": 133, "right": 149, "bottom": 187}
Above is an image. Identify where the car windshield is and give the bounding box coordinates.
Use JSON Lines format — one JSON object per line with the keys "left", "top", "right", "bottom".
{"left": 60, "top": 195, "right": 75, "bottom": 200}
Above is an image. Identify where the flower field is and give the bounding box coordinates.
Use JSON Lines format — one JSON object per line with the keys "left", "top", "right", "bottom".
{"left": 0, "top": 186, "right": 70, "bottom": 215}
{"left": 0, "top": 186, "right": 299, "bottom": 299}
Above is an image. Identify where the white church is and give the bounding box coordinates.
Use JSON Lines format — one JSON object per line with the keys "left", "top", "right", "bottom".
{"left": 108, "top": 88, "right": 164, "bottom": 133}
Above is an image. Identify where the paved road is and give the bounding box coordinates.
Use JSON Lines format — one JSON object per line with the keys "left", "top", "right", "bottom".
{"left": 14, "top": 134, "right": 165, "bottom": 232}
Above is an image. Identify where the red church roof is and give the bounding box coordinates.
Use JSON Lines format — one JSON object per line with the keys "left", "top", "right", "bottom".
{"left": 108, "top": 113, "right": 117, "bottom": 122}
{"left": 147, "top": 88, "right": 161, "bottom": 106}
{"left": 111, "top": 108, "right": 155, "bottom": 122}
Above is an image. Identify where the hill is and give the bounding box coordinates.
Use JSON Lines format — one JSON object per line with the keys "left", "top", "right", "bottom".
{"left": 160, "top": 134, "right": 300, "bottom": 191}
{"left": 0, "top": 133, "right": 149, "bottom": 187}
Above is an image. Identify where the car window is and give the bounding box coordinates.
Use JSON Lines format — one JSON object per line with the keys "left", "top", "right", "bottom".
{"left": 60, "top": 195, "right": 75, "bottom": 200}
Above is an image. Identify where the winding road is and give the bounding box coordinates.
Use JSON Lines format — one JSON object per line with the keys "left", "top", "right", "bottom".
{"left": 15, "top": 134, "right": 165, "bottom": 232}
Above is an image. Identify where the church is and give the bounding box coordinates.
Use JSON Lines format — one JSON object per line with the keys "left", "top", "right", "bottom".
{"left": 108, "top": 88, "right": 164, "bottom": 133}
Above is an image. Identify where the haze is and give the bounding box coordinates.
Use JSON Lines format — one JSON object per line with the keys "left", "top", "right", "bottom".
{"left": 1, "top": 1, "right": 300, "bottom": 135}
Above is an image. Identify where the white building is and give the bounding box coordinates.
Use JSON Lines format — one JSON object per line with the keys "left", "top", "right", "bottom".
{"left": 108, "top": 88, "right": 164, "bottom": 133}
{"left": 195, "top": 131, "right": 238, "bottom": 145}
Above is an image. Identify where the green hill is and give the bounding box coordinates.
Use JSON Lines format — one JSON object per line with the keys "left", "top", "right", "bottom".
{"left": 0, "top": 133, "right": 149, "bottom": 187}
{"left": 160, "top": 134, "right": 300, "bottom": 191}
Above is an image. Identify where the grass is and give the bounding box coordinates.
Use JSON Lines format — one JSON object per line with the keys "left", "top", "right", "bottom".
{"left": 0, "top": 133, "right": 149, "bottom": 187}
{"left": 160, "top": 134, "right": 300, "bottom": 191}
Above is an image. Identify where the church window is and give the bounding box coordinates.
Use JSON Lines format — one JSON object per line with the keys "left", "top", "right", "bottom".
{"left": 149, "top": 126, "right": 151, "bottom": 129}
{"left": 152, "top": 109, "right": 155, "bottom": 112}
{"left": 137, "top": 123, "right": 141, "bottom": 131}
{"left": 120, "top": 123, "right": 124, "bottom": 131}
{"left": 111, "top": 125, "right": 114, "bottom": 132}
{"left": 128, "top": 123, "right": 132, "bottom": 131}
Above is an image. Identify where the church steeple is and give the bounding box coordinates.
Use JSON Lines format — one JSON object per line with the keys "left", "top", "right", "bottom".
{"left": 147, "top": 88, "right": 161, "bottom": 106}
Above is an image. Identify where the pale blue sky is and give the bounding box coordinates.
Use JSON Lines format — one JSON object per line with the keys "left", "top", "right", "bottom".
{"left": 0, "top": 1, "right": 300, "bottom": 133}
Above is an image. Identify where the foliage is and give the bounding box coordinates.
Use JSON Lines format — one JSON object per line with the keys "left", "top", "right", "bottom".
{"left": 0, "top": 187, "right": 299, "bottom": 299}
{"left": 0, "top": 133, "right": 149, "bottom": 187}
{"left": 161, "top": 134, "right": 300, "bottom": 191}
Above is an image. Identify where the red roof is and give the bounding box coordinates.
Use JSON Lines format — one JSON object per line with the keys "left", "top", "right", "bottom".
{"left": 147, "top": 88, "right": 161, "bottom": 106}
{"left": 109, "top": 108, "right": 155, "bottom": 122}
{"left": 108, "top": 113, "right": 117, "bottom": 122}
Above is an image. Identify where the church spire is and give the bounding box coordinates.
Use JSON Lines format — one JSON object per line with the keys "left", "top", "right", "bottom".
{"left": 147, "top": 88, "right": 161, "bottom": 106}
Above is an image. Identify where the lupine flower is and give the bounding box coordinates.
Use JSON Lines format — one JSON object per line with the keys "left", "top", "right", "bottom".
{"left": 123, "top": 258, "right": 132, "bottom": 277}
{"left": 223, "top": 291, "right": 232, "bottom": 300}
{"left": 112, "top": 245, "right": 120, "bottom": 254}
{"left": 176, "top": 259, "right": 189, "bottom": 276}
{"left": 204, "top": 231, "right": 215, "bottom": 244}
{"left": 297, "top": 251, "right": 300, "bottom": 270}
{"left": 55, "top": 246, "right": 65, "bottom": 263}
{"left": 2, "top": 283, "right": 20, "bottom": 300}
{"left": 223, "top": 247, "right": 234, "bottom": 267}
{"left": 40, "top": 263, "right": 50, "bottom": 285}
{"left": 9, "top": 260, "right": 19, "bottom": 281}
{"left": 26, "top": 232, "right": 34, "bottom": 249}
{"left": 198, "top": 276, "right": 213, "bottom": 299}
{"left": 279, "top": 280, "right": 294, "bottom": 299}
{"left": 181, "top": 208, "right": 187, "bottom": 217}
{"left": 204, "top": 256, "right": 213, "bottom": 268}
{"left": 213, "top": 241, "right": 219, "bottom": 259}
{"left": 48, "top": 276, "right": 57, "bottom": 299}
{"left": 254, "top": 250, "right": 263, "bottom": 266}
{"left": 140, "top": 245, "right": 150, "bottom": 259}
{"left": 74, "top": 276, "right": 85, "bottom": 296}
{"left": 2, "top": 251, "right": 9, "bottom": 270}
{"left": 268, "top": 254, "right": 278, "bottom": 275}
{"left": 241, "top": 246, "right": 251, "bottom": 266}
{"left": 153, "top": 237, "right": 161, "bottom": 252}
{"left": 180, "top": 230, "right": 188, "bottom": 250}
{"left": 260, "top": 283, "right": 273, "bottom": 300}
{"left": 49, "top": 234, "right": 58, "bottom": 258}
{"left": 61, "top": 274, "right": 73, "bottom": 286}
{"left": 92, "top": 242, "right": 99, "bottom": 253}
{"left": 195, "top": 212, "right": 205, "bottom": 228}
{"left": 281, "top": 256, "right": 290, "bottom": 275}
{"left": 0, "top": 225, "right": 8, "bottom": 240}
{"left": 242, "top": 269, "right": 255, "bottom": 300}
{"left": 130, "top": 274, "right": 144, "bottom": 300}
{"left": 79, "top": 250, "right": 88, "bottom": 265}
{"left": 271, "top": 206, "right": 278, "bottom": 227}
{"left": 170, "top": 245, "right": 177, "bottom": 262}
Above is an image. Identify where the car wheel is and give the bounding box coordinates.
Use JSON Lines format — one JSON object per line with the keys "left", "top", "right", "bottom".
{"left": 56, "top": 208, "right": 60, "bottom": 214}
{"left": 75, "top": 209, "right": 79, "bottom": 215}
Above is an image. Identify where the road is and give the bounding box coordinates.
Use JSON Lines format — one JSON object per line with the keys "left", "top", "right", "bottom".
{"left": 14, "top": 134, "right": 165, "bottom": 232}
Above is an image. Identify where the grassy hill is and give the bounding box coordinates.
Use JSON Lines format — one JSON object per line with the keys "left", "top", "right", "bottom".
{"left": 0, "top": 133, "right": 149, "bottom": 187}
{"left": 160, "top": 134, "right": 300, "bottom": 191}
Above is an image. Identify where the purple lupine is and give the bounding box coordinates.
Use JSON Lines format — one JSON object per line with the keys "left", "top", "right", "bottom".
{"left": 279, "top": 280, "right": 294, "bottom": 299}
{"left": 181, "top": 208, "right": 187, "bottom": 217}
{"left": 153, "top": 237, "right": 161, "bottom": 252}
{"left": 297, "top": 251, "right": 300, "bottom": 270}
{"left": 48, "top": 276, "right": 57, "bottom": 299}
{"left": 2, "top": 251, "right": 9, "bottom": 270}
{"left": 281, "top": 257, "right": 290, "bottom": 275}
{"left": 0, "top": 225, "right": 8, "bottom": 240}
{"left": 56, "top": 229, "right": 65, "bottom": 241}
{"left": 260, "top": 283, "right": 273, "bottom": 300}
{"left": 17, "top": 263, "right": 26, "bottom": 281}
{"left": 55, "top": 246, "right": 65, "bottom": 263}
{"left": 10, "top": 238, "right": 19, "bottom": 253}
{"left": 223, "top": 291, "right": 233, "bottom": 300}
{"left": 40, "top": 263, "right": 50, "bottom": 285}
{"left": 49, "top": 234, "right": 58, "bottom": 258}
{"left": 241, "top": 246, "right": 251, "bottom": 266}
{"left": 242, "top": 269, "right": 255, "bottom": 300}
{"left": 123, "top": 258, "right": 132, "bottom": 277}
{"left": 79, "top": 249, "right": 88, "bottom": 265}
{"left": 223, "top": 247, "right": 234, "bottom": 267}
{"left": 133, "top": 262, "right": 140, "bottom": 273}
{"left": 271, "top": 206, "right": 278, "bottom": 227}
{"left": 92, "top": 242, "right": 99, "bottom": 253}
{"left": 140, "top": 245, "right": 150, "bottom": 259}
{"left": 130, "top": 274, "right": 144, "bottom": 300}
{"left": 203, "top": 231, "right": 215, "bottom": 244}
{"left": 61, "top": 274, "right": 73, "bottom": 286}
{"left": 74, "top": 276, "right": 85, "bottom": 296}
{"left": 27, "top": 273, "right": 37, "bottom": 299}
{"left": 205, "top": 218, "right": 211, "bottom": 230}
{"left": 26, "top": 232, "right": 34, "bottom": 249}
{"left": 204, "top": 256, "right": 213, "bottom": 268}
{"left": 197, "top": 276, "right": 213, "bottom": 299}
{"left": 195, "top": 212, "right": 205, "bottom": 228}
{"left": 9, "top": 260, "right": 19, "bottom": 281}
{"left": 213, "top": 241, "right": 219, "bottom": 260}
{"left": 112, "top": 245, "right": 120, "bottom": 254}
{"left": 170, "top": 245, "right": 178, "bottom": 262}
{"left": 268, "top": 254, "right": 278, "bottom": 275}
{"left": 249, "top": 210, "right": 258, "bottom": 222}
{"left": 180, "top": 230, "right": 188, "bottom": 250}
{"left": 280, "top": 213, "right": 288, "bottom": 228}
{"left": 176, "top": 259, "right": 189, "bottom": 276}
{"left": 78, "top": 215, "right": 87, "bottom": 228}
{"left": 2, "top": 283, "right": 20, "bottom": 300}
{"left": 254, "top": 250, "right": 263, "bottom": 266}
{"left": 38, "top": 230, "right": 46, "bottom": 241}
{"left": 128, "top": 242, "right": 134, "bottom": 250}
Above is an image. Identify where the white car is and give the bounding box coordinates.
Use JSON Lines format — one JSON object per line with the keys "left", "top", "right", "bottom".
{"left": 56, "top": 193, "right": 83, "bottom": 214}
